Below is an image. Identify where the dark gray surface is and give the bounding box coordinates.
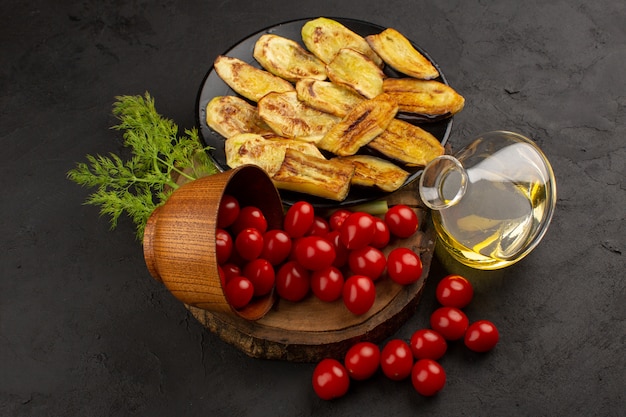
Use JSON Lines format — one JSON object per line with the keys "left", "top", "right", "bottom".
{"left": 1, "top": 0, "right": 624, "bottom": 416}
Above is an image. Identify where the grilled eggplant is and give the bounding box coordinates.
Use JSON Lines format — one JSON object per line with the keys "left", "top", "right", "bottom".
{"left": 272, "top": 149, "right": 354, "bottom": 201}
{"left": 213, "top": 55, "right": 294, "bottom": 102}
{"left": 205, "top": 95, "right": 274, "bottom": 138}
{"left": 301, "top": 17, "right": 383, "bottom": 66}
{"left": 326, "top": 48, "right": 385, "bottom": 99}
{"left": 382, "top": 78, "right": 465, "bottom": 116}
{"left": 366, "top": 28, "right": 440, "bottom": 80}
{"left": 253, "top": 34, "right": 327, "bottom": 83}
{"left": 317, "top": 93, "right": 398, "bottom": 156}
{"left": 257, "top": 91, "right": 341, "bottom": 143}
{"left": 225, "top": 133, "right": 326, "bottom": 176}
{"left": 368, "top": 118, "right": 444, "bottom": 166}
{"left": 295, "top": 79, "right": 365, "bottom": 117}
{"left": 340, "top": 155, "right": 409, "bottom": 192}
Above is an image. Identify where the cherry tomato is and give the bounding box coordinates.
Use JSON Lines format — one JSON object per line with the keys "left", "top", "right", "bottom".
{"left": 386, "top": 247, "right": 423, "bottom": 285}
{"left": 410, "top": 329, "right": 447, "bottom": 360}
{"left": 215, "top": 228, "right": 233, "bottom": 265}
{"left": 221, "top": 263, "right": 241, "bottom": 284}
{"left": 243, "top": 258, "right": 275, "bottom": 296}
{"left": 328, "top": 209, "right": 352, "bottom": 231}
{"left": 430, "top": 306, "right": 469, "bottom": 341}
{"left": 275, "top": 261, "right": 310, "bottom": 302}
{"left": 380, "top": 339, "right": 414, "bottom": 381}
{"left": 311, "top": 266, "right": 344, "bottom": 302}
{"left": 217, "top": 194, "right": 240, "bottom": 229}
{"left": 284, "top": 201, "right": 315, "bottom": 238}
{"left": 231, "top": 206, "right": 268, "bottom": 235}
{"left": 294, "top": 236, "right": 336, "bottom": 271}
{"left": 348, "top": 246, "right": 386, "bottom": 281}
{"left": 370, "top": 217, "right": 390, "bottom": 249}
{"left": 308, "top": 216, "right": 330, "bottom": 236}
{"left": 312, "top": 358, "right": 350, "bottom": 400}
{"left": 344, "top": 341, "right": 380, "bottom": 381}
{"left": 224, "top": 276, "right": 254, "bottom": 309}
{"left": 464, "top": 320, "right": 500, "bottom": 352}
{"left": 235, "top": 228, "right": 264, "bottom": 261}
{"left": 340, "top": 212, "right": 376, "bottom": 250}
{"left": 261, "top": 229, "right": 292, "bottom": 265}
{"left": 326, "top": 230, "right": 349, "bottom": 268}
{"left": 436, "top": 274, "right": 474, "bottom": 308}
{"left": 384, "top": 204, "right": 418, "bottom": 238}
{"left": 411, "top": 359, "right": 446, "bottom": 396}
{"left": 342, "top": 275, "right": 376, "bottom": 315}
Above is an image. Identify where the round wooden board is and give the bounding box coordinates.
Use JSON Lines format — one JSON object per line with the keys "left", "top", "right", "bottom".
{"left": 186, "top": 180, "right": 437, "bottom": 362}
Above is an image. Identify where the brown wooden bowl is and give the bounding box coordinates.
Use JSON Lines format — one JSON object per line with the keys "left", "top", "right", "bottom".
{"left": 142, "top": 165, "right": 284, "bottom": 320}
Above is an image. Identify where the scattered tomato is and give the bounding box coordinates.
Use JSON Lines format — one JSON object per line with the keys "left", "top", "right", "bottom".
{"left": 344, "top": 342, "right": 380, "bottom": 381}
{"left": 464, "top": 320, "right": 499, "bottom": 352}
{"left": 370, "top": 217, "right": 390, "bottom": 248}
{"left": 411, "top": 359, "right": 446, "bottom": 396}
{"left": 436, "top": 274, "right": 474, "bottom": 308}
{"left": 235, "top": 227, "right": 264, "bottom": 261}
{"left": 326, "top": 230, "right": 349, "bottom": 268}
{"left": 243, "top": 258, "right": 275, "bottom": 296}
{"left": 311, "top": 266, "right": 344, "bottom": 302}
{"left": 384, "top": 204, "right": 418, "bottom": 238}
{"left": 328, "top": 209, "right": 352, "bottom": 231}
{"left": 380, "top": 339, "right": 414, "bottom": 381}
{"left": 312, "top": 358, "right": 350, "bottom": 400}
{"left": 284, "top": 201, "right": 315, "bottom": 238}
{"left": 308, "top": 216, "right": 330, "bottom": 236}
{"left": 348, "top": 246, "right": 386, "bottom": 281}
{"left": 342, "top": 275, "right": 376, "bottom": 315}
{"left": 410, "top": 329, "right": 447, "bottom": 360}
{"left": 294, "top": 236, "right": 336, "bottom": 271}
{"left": 430, "top": 306, "right": 469, "bottom": 341}
{"left": 261, "top": 229, "right": 292, "bottom": 265}
{"left": 386, "top": 247, "right": 423, "bottom": 285}
{"left": 340, "top": 212, "right": 376, "bottom": 250}
{"left": 221, "top": 263, "right": 241, "bottom": 284}
{"left": 224, "top": 276, "right": 254, "bottom": 309}
{"left": 275, "top": 261, "right": 310, "bottom": 302}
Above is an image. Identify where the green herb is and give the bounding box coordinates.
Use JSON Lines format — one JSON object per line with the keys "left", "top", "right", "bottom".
{"left": 67, "top": 92, "right": 218, "bottom": 239}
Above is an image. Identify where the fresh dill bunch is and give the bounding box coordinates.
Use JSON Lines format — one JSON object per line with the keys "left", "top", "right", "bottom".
{"left": 67, "top": 92, "right": 218, "bottom": 240}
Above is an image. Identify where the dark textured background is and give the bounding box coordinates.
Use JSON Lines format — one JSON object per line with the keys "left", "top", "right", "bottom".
{"left": 1, "top": 0, "right": 624, "bottom": 416}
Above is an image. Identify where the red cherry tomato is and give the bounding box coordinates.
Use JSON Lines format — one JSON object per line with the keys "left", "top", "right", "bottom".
{"left": 410, "top": 329, "right": 447, "bottom": 360}
{"left": 231, "top": 206, "right": 268, "bottom": 235}
{"left": 311, "top": 266, "right": 344, "bottom": 302}
{"left": 275, "top": 261, "right": 310, "bottom": 302}
{"left": 370, "top": 217, "right": 390, "bottom": 249}
{"left": 348, "top": 246, "right": 386, "bottom": 281}
{"left": 464, "top": 320, "right": 500, "bottom": 352}
{"left": 261, "top": 229, "right": 292, "bottom": 265}
{"left": 217, "top": 194, "right": 240, "bottom": 229}
{"left": 224, "top": 276, "right": 254, "bottom": 309}
{"left": 430, "top": 306, "right": 469, "bottom": 341}
{"left": 342, "top": 275, "right": 376, "bottom": 315}
{"left": 380, "top": 339, "right": 414, "bottom": 381}
{"left": 436, "top": 274, "right": 474, "bottom": 308}
{"left": 294, "top": 236, "right": 336, "bottom": 271}
{"left": 284, "top": 201, "right": 315, "bottom": 238}
{"left": 307, "top": 216, "right": 330, "bottom": 236}
{"left": 243, "top": 258, "right": 275, "bottom": 296}
{"left": 312, "top": 358, "right": 350, "bottom": 400}
{"left": 384, "top": 204, "right": 418, "bottom": 238}
{"left": 326, "top": 230, "right": 349, "bottom": 268}
{"left": 386, "top": 247, "right": 423, "bottom": 285}
{"left": 221, "top": 263, "right": 241, "bottom": 284}
{"left": 344, "top": 341, "right": 380, "bottom": 381}
{"left": 411, "top": 359, "right": 446, "bottom": 396}
{"left": 215, "top": 228, "right": 233, "bottom": 265}
{"left": 235, "top": 228, "right": 264, "bottom": 261}
{"left": 340, "top": 212, "right": 376, "bottom": 250}
{"left": 328, "top": 209, "right": 352, "bottom": 231}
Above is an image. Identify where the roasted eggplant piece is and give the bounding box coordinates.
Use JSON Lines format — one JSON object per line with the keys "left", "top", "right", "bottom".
{"left": 366, "top": 28, "right": 440, "bottom": 80}
{"left": 301, "top": 17, "right": 383, "bottom": 66}
{"left": 213, "top": 55, "right": 294, "bottom": 102}
{"left": 383, "top": 78, "right": 465, "bottom": 116}
{"left": 340, "top": 154, "right": 409, "bottom": 192}
{"left": 295, "top": 79, "right": 365, "bottom": 117}
{"left": 257, "top": 91, "right": 341, "bottom": 143}
{"left": 253, "top": 34, "right": 327, "bottom": 83}
{"left": 326, "top": 48, "right": 385, "bottom": 99}
{"left": 205, "top": 95, "right": 275, "bottom": 138}
{"left": 317, "top": 93, "right": 398, "bottom": 156}
{"left": 272, "top": 149, "right": 354, "bottom": 201}
{"left": 368, "top": 118, "right": 445, "bottom": 166}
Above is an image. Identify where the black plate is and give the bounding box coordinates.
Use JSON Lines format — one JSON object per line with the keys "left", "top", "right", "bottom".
{"left": 196, "top": 17, "right": 453, "bottom": 208}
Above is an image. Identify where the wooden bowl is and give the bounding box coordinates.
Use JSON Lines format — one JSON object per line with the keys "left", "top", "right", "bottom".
{"left": 142, "top": 165, "right": 284, "bottom": 320}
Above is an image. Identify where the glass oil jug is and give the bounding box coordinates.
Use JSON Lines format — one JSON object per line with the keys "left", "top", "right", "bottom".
{"left": 419, "top": 131, "right": 557, "bottom": 270}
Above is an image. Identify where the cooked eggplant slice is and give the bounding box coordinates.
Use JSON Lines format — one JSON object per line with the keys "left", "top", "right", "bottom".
{"left": 317, "top": 93, "right": 398, "bottom": 156}
{"left": 213, "top": 55, "right": 295, "bottom": 102}
{"left": 272, "top": 149, "right": 354, "bottom": 201}
{"left": 383, "top": 78, "right": 465, "bottom": 116}
{"left": 340, "top": 155, "right": 409, "bottom": 192}
{"left": 205, "top": 95, "right": 275, "bottom": 138}
{"left": 366, "top": 28, "right": 440, "bottom": 80}
{"left": 368, "top": 118, "right": 445, "bottom": 166}
{"left": 301, "top": 17, "right": 383, "bottom": 66}
{"left": 326, "top": 48, "right": 385, "bottom": 99}
{"left": 295, "top": 79, "right": 365, "bottom": 117}
{"left": 257, "top": 91, "right": 341, "bottom": 143}
{"left": 253, "top": 34, "right": 327, "bottom": 83}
